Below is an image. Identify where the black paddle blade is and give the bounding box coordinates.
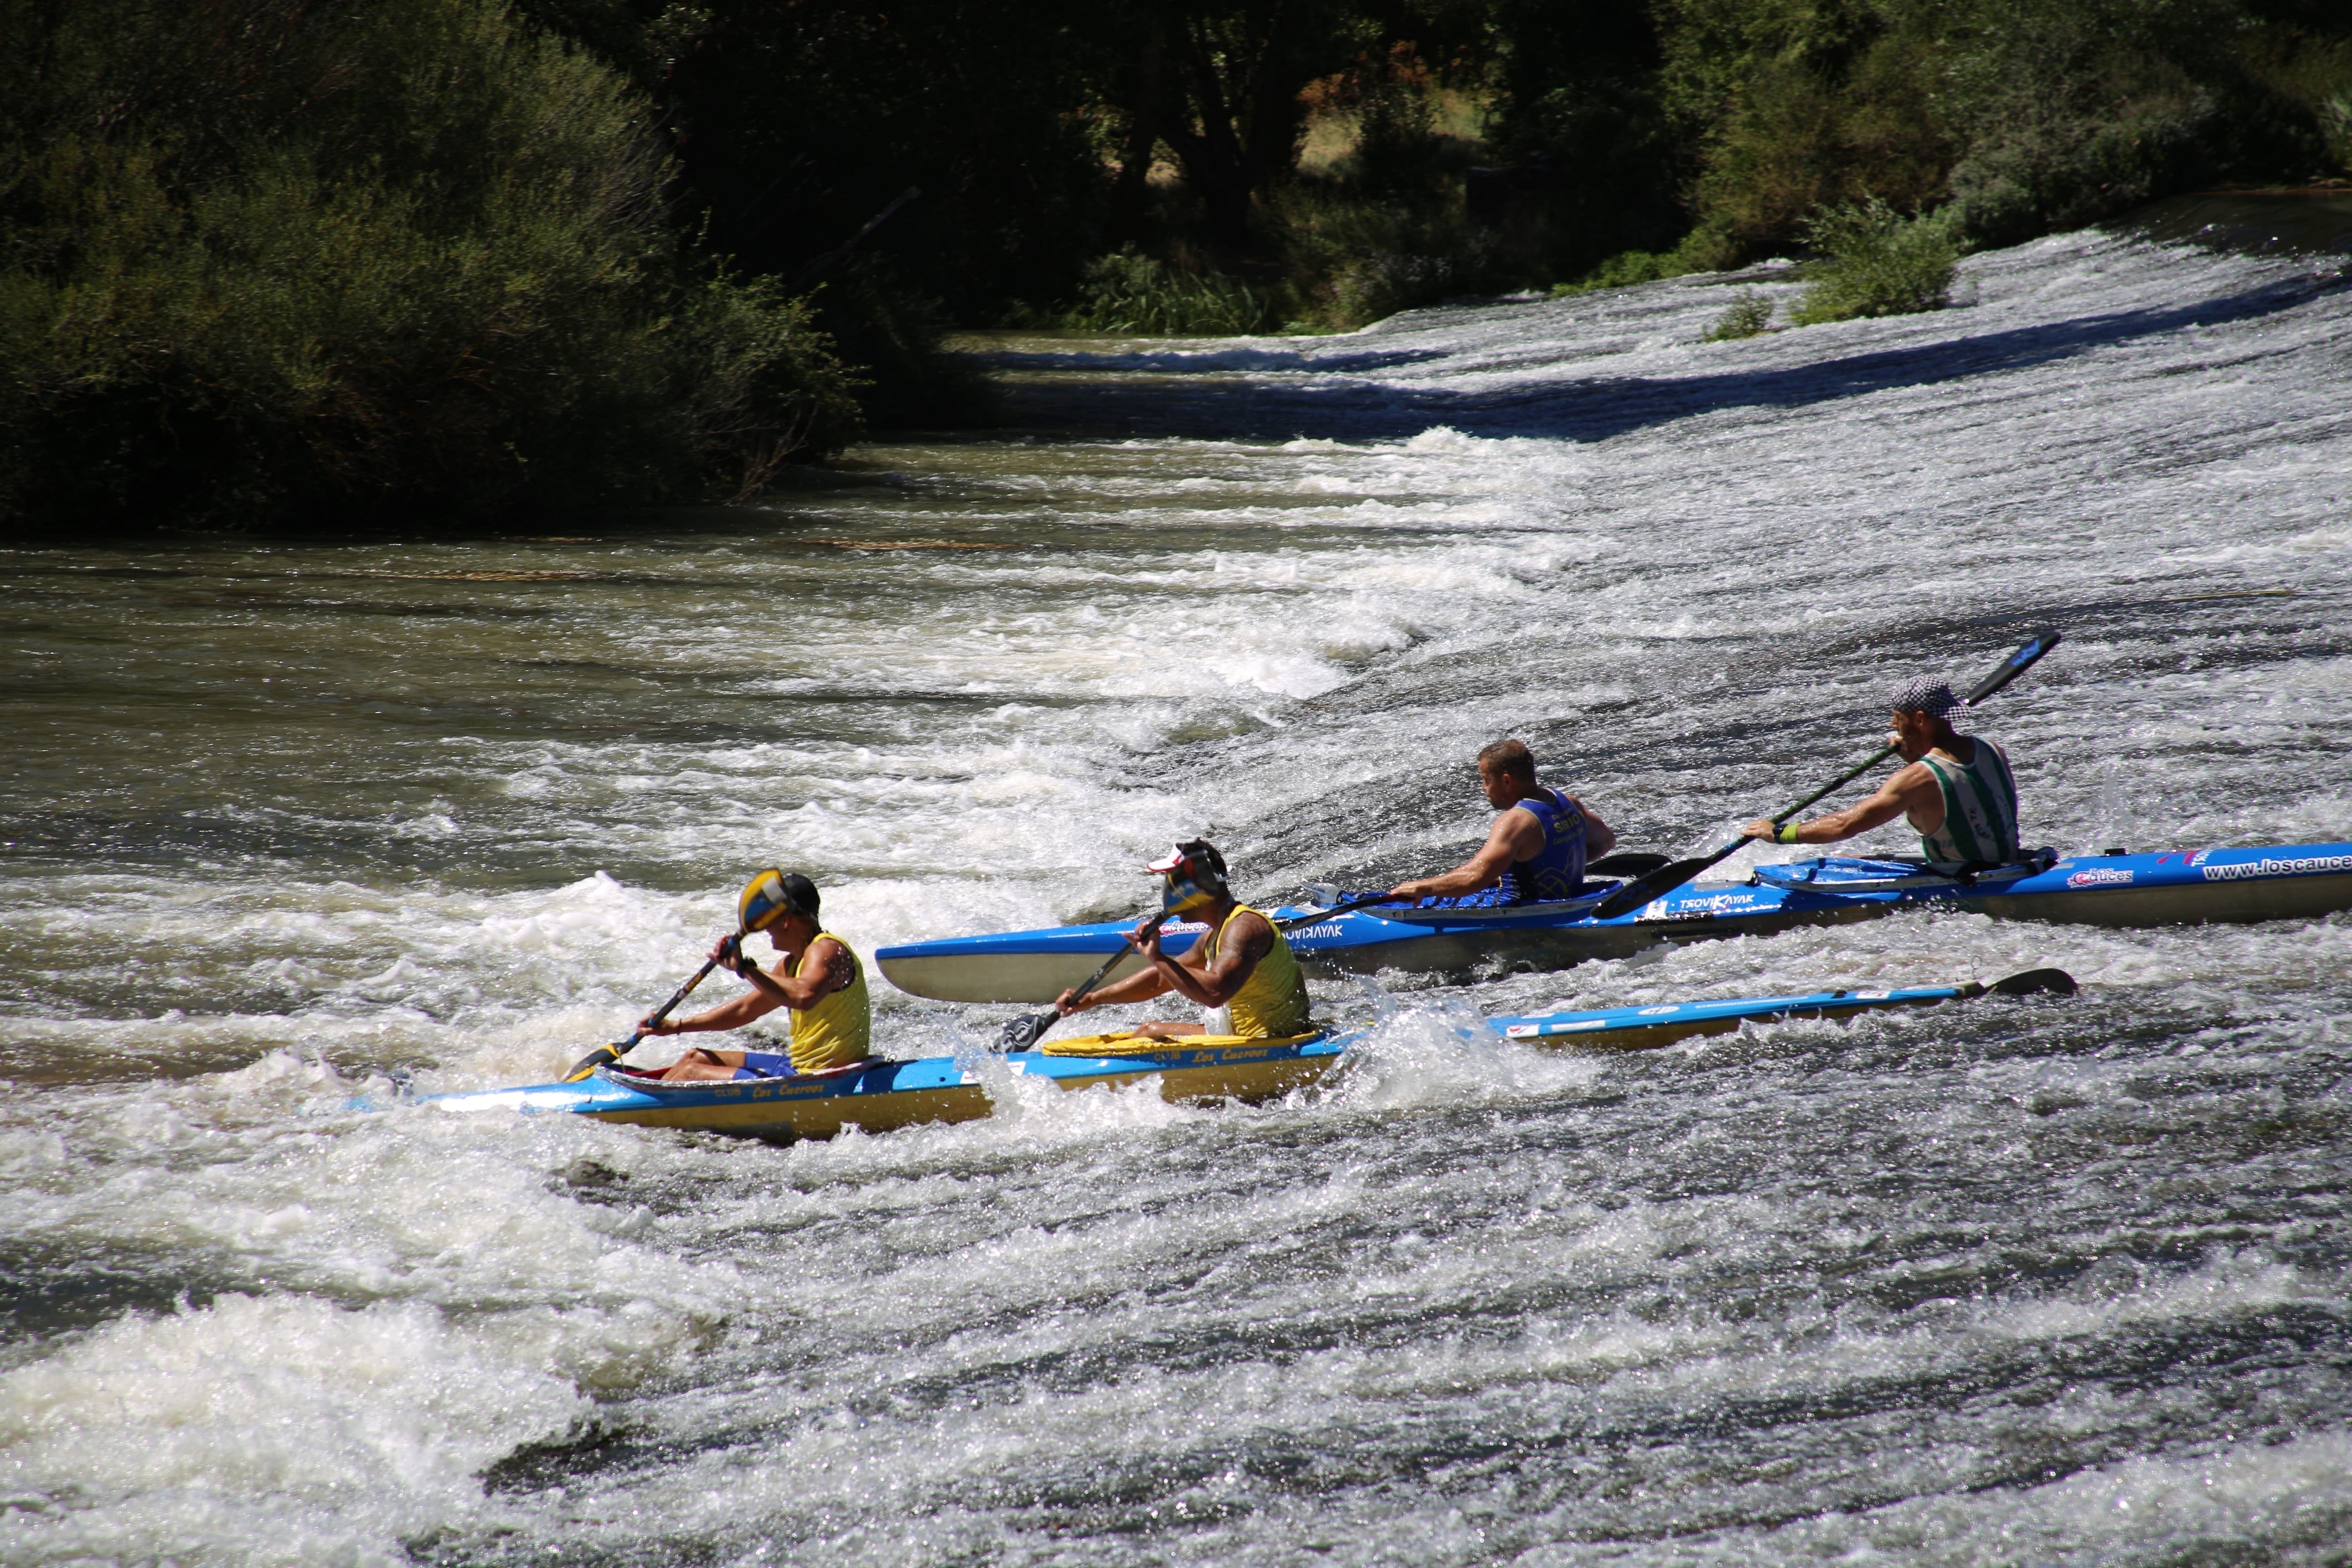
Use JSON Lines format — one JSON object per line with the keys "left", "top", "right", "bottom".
{"left": 1591, "top": 853, "right": 1724, "bottom": 920}
{"left": 999, "top": 1010, "right": 1055, "bottom": 1051}
{"left": 1991, "top": 967, "right": 2077, "bottom": 997}
{"left": 1965, "top": 629, "right": 2062, "bottom": 705}
{"left": 562, "top": 1041, "right": 627, "bottom": 1083}
{"left": 1587, "top": 851, "right": 1671, "bottom": 878}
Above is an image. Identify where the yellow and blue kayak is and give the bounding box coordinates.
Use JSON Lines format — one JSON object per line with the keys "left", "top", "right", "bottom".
{"left": 413, "top": 973, "right": 2071, "bottom": 1140}
{"left": 875, "top": 843, "right": 2352, "bottom": 1003}
{"left": 420, "top": 1030, "right": 1351, "bottom": 1139}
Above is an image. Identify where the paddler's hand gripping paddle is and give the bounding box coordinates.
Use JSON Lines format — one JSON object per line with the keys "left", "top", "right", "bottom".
{"left": 561, "top": 935, "right": 748, "bottom": 1083}
{"left": 997, "top": 910, "right": 1175, "bottom": 1052}
{"left": 1591, "top": 629, "right": 2062, "bottom": 921}
{"left": 997, "top": 888, "right": 1419, "bottom": 1051}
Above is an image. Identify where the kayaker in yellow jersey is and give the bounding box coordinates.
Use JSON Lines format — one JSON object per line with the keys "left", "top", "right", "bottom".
{"left": 1053, "top": 840, "right": 1313, "bottom": 1041}
{"left": 1388, "top": 739, "right": 1617, "bottom": 903}
{"left": 640, "top": 869, "right": 875, "bottom": 1080}
{"left": 1742, "top": 677, "right": 2022, "bottom": 865}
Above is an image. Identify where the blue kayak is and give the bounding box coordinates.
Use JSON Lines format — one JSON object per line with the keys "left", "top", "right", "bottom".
{"left": 414, "top": 972, "right": 2073, "bottom": 1140}
{"left": 875, "top": 842, "right": 2352, "bottom": 1003}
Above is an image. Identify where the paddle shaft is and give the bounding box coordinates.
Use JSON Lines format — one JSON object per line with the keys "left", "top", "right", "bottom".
{"left": 1591, "top": 630, "right": 2062, "bottom": 919}
{"left": 1274, "top": 892, "right": 1404, "bottom": 929}
{"left": 1271, "top": 858, "right": 1668, "bottom": 929}
{"left": 1002, "top": 864, "right": 1712, "bottom": 1046}
{"left": 632, "top": 947, "right": 734, "bottom": 1043}
{"left": 1768, "top": 631, "right": 2057, "bottom": 833}
{"left": 1068, "top": 912, "right": 1171, "bottom": 1007}
{"left": 1000, "top": 910, "right": 1174, "bottom": 1049}
{"left": 562, "top": 937, "right": 740, "bottom": 1082}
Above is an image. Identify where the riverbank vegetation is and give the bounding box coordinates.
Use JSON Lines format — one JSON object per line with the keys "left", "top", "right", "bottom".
{"left": 4, "top": 0, "right": 2349, "bottom": 532}
{"left": 0, "top": 0, "right": 865, "bottom": 533}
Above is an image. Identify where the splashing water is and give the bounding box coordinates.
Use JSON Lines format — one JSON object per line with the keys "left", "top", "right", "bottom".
{"left": 1, "top": 223, "right": 2349, "bottom": 1563}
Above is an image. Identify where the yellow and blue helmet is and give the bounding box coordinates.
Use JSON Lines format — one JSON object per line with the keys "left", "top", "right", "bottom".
{"left": 737, "top": 868, "right": 818, "bottom": 933}
{"left": 1147, "top": 839, "right": 1228, "bottom": 915}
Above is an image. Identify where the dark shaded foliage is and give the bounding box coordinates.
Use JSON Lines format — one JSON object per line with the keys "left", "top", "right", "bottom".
{"left": 0, "top": 0, "right": 860, "bottom": 534}
{"left": 9, "top": 0, "right": 2351, "bottom": 536}
{"left": 654, "top": 0, "right": 1106, "bottom": 320}
{"left": 1484, "top": 0, "right": 1690, "bottom": 277}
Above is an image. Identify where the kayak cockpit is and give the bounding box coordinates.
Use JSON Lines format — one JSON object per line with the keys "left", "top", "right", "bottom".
{"left": 1752, "top": 847, "right": 2060, "bottom": 892}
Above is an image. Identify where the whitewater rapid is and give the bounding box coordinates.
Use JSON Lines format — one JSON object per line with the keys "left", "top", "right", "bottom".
{"left": 1, "top": 223, "right": 2347, "bottom": 1564}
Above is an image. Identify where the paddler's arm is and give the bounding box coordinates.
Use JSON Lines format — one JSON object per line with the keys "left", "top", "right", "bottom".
{"left": 1743, "top": 761, "right": 1940, "bottom": 845}
{"left": 1578, "top": 798, "right": 1618, "bottom": 860}
{"left": 1055, "top": 910, "right": 1269, "bottom": 1014}
{"left": 643, "top": 936, "right": 848, "bottom": 1035}
{"left": 1053, "top": 915, "right": 1179, "bottom": 1015}
{"left": 1144, "top": 908, "right": 1269, "bottom": 1009}
{"left": 1388, "top": 809, "right": 1543, "bottom": 900}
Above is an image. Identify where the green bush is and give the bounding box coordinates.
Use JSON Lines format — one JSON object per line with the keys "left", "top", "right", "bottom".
{"left": 1551, "top": 238, "right": 1728, "bottom": 296}
{"left": 1788, "top": 201, "right": 1962, "bottom": 325}
{"left": 2328, "top": 92, "right": 2352, "bottom": 173}
{"left": 1622, "top": 0, "right": 2352, "bottom": 265}
{"left": 1707, "top": 289, "right": 1776, "bottom": 339}
{"left": 1678, "top": 30, "right": 1956, "bottom": 260}
{"left": 1319, "top": 250, "right": 1464, "bottom": 324}
{"left": 0, "top": 0, "right": 862, "bottom": 533}
{"left": 1065, "top": 253, "right": 1278, "bottom": 336}
{"left": 1269, "top": 73, "right": 1501, "bottom": 331}
{"left": 1935, "top": 0, "right": 2224, "bottom": 245}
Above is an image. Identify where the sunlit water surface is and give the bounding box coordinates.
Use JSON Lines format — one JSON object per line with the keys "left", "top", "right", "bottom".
{"left": 3, "top": 224, "right": 2350, "bottom": 1565}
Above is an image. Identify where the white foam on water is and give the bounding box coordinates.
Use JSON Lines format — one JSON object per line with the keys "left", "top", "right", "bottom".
{"left": 1306, "top": 1006, "right": 1612, "bottom": 1114}
{"left": 1556, "top": 1427, "right": 2352, "bottom": 1567}
{"left": 0, "top": 1294, "right": 580, "bottom": 1565}
{"left": 3, "top": 222, "right": 2349, "bottom": 1563}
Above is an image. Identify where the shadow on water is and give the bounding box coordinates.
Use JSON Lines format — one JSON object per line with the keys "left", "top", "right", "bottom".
{"left": 999, "top": 274, "right": 2347, "bottom": 445}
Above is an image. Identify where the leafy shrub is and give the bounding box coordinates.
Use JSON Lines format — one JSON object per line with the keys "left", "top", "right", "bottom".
{"left": 1551, "top": 240, "right": 1723, "bottom": 296}
{"left": 1934, "top": 0, "right": 2224, "bottom": 245}
{"left": 1064, "top": 253, "right": 1276, "bottom": 336}
{"left": 1271, "top": 79, "right": 1500, "bottom": 330}
{"left": 1347, "top": 43, "right": 1448, "bottom": 199}
{"left": 1669, "top": 24, "right": 1957, "bottom": 259}
{"left": 0, "top": 0, "right": 862, "bottom": 533}
{"left": 1707, "top": 290, "right": 1775, "bottom": 339}
{"left": 1321, "top": 251, "right": 1465, "bottom": 324}
{"left": 2327, "top": 93, "right": 2352, "bottom": 174}
{"left": 1945, "top": 96, "right": 2214, "bottom": 244}
{"left": 1788, "top": 201, "right": 1962, "bottom": 324}
{"left": 2226, "top": 25, "right": 2352, "bottom": 181}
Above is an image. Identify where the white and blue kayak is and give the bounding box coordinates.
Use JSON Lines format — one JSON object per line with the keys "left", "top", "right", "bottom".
{"left": 413, "top": 971, "right": 2073, "bottom": 1140}
{"left": 875, "top": 842, "right": 2352, "bottom": 1003}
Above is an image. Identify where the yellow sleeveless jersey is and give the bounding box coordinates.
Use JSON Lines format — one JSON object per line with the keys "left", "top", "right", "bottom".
{"left": 787, "top": 931, "right": 873, "bottom": 1072}
{"left": 1200, "top": 902, "right": 1311, "bottom": 1039}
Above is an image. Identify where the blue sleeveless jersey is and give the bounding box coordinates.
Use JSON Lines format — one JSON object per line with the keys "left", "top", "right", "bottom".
{"left": 1501, "top": 787, "right": 1588, "bottom": 903}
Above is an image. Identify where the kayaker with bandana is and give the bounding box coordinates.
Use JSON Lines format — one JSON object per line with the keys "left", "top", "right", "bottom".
{"left": 1053, "top": 840, "right": 1313, "bottom": 1041}
{"left": 1742, "top": 677, "right": 2021, "bottom": 865}
{"left": 1388, "top": 739, "right": 1618, "bottom": 904}
{"left": 641, "top": 870, "right": 875, "bottom": 1080}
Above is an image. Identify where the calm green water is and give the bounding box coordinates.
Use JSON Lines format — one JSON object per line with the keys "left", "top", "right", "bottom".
{"left": 2, "top": 222, "right": 2350, "bottom": 1565}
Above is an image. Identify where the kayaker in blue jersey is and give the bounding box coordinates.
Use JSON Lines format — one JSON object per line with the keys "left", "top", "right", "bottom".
{"left": 639, "top": 870, "right": 875, "bottom": 1081}
{"left": 1743, "top": 677, "right": 2021, "bottom": 865}
{"left": 1053, "top": 840, "right": 1314, "bottom": 1041}
{"left": 1387, "top": 739, "right": 1618, "bottom": 904}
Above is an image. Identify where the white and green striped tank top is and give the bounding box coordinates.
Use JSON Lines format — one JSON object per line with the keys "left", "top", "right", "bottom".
{"left": 1917, "top": 738, "right": 2019, "bottom": 866}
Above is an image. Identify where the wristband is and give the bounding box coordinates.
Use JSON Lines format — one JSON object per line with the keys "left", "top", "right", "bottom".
{"left": 1776, "top": 822, "right": 1803, "bottom": 845}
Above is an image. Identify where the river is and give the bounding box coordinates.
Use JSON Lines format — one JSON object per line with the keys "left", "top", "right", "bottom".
{"left": 2, "top": 220, "right": 2349, "bottom": 1565}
